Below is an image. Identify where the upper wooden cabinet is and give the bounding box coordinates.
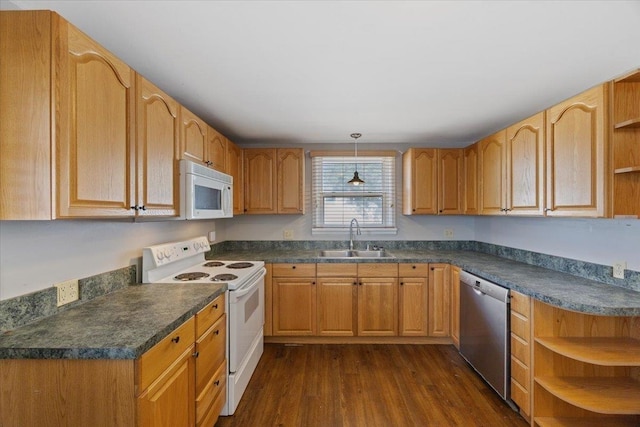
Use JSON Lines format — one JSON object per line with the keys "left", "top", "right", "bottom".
{"left": 135, "top": 75, "right": 180, "bottom": 217}
{"left": 244, "top": 148, "right": 304, "bottom": 215}
{"left": 403, "top": 148, "right": 463, "bottom": 215}
{"left": 180, "top": 107, "right": 208, "bottom": 165}
{"left": 206, "top": 126, "right": 227, "bottom": 173}
{"left": 546, "top": 84, "right": 608, "bottom": 217}
{"left": 505, "top": 112, "right": 545, "bottom": 216}
{"left": 478, "top": 130, "right": 507, "bottom": 215}
{"left": 463, "top": 143, "right": 479, "bottom": 215}
{"left": 226, "top": 139, "right": 244, "bottom": 216}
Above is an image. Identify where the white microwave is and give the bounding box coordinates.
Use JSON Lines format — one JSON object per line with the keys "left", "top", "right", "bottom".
{"left": 180, "top": 159, "right": 233, "bottom": 220}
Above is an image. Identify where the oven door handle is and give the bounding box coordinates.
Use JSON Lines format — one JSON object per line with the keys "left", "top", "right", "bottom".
{"left": 231, "top": 268, "right": 266, "bottom": 298}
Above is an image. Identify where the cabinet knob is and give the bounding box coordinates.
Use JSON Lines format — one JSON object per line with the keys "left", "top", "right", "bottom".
{"left": 400, "top": 282, "right": 404, "bottom": 286}
{"left": 214, "top": 380, "right": 220, "bottom": 386}
{"left": 359, "top": 282, "right": 363, "bottom": 286}
{"left": 430, "top": 267, "right": 434, "bottom": 271}
{"left": 439, "top": 210, "right": 443, "bottom": 213}
{"left": 214, "top": 329, "right": 220, "bottom": 336}
{"left": 292, "top": 265, "right": 296, "bottom": 269}
{"left": 130, "top": 205, "right": 138, "bottom": 211}
{"left": 212, "top": 304, "right": 218, "bottom": 309}
{"left": 192, "top": 351, "right": 199, "bottom": 358}
{"left": 312, "top": 281, "right": 316, "bottom": 285}
{"left": 412, "top": 265, "right": 416, "bottom": 269}
{"left": 353, "top": 282, "right": 357, "bottom": 286}
{"left": 171, "top": 336, "right": 180, "bottom": 344}
{"left": 140, "top": 205, "right": 146, "bottom": 211}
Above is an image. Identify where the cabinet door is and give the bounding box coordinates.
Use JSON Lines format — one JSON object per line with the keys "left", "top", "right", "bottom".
{"left": 428, "top": 264, "right": 451, "bottom": 337}
{"left": 403, "top": 148, "right": 437, "bottom": 214}
{"left": 479, "top": 130, "right": 506, "bottom": 215}
{"left": 273, "top": 277, "right": 316, "bottom": 335}
{"left": 138, "top": 346, "right": 195, "bottom": 427}
{"left": 244, "top": 148, "right": 277, "bottom": 214}
{"left": 317, "top": 277, "right": 357, "bottom": 336}
{"left": 277, "top": 148, "right": 305, "bottom": 214}
{"left": 136, "top": 75, "right": 179, "bottom": 217}
{"left": 450, "top": 266, "right": 460, "bottom": 349}
{"left": 546, "top": 84, "right": 607, "bottom": 217}
{"left": 226, "top": 140, "right": 244, "bottom": 215}
{"left": 195, "top": 315, "right": 226, "bottom": 395}
{"left": 506, "top": 112, "right": 545, "bottom": 216}
{"left": 206, "top": 126, "right": 227, "bottom": 172}
{"left": 180, "top": 107, "right": 207, "bottom": 164}
{"left": 57, "top": 21, "right": 136, "bottom": 217}
{"left": 357, "top": 277, "right": 398, "bottom": 336}
{"left": 437, "top": 149, "right": 463, "bottom": 215}
{"left": 399, "top": 277, "right": 428, "bottom": 336}
{"left": 463, "top": 143, "right": 479, "bottom": 215}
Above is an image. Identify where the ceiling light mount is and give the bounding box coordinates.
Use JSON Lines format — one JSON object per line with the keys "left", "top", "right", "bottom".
{"left": 348, "top": 133, "right": 365, "bottom": 185}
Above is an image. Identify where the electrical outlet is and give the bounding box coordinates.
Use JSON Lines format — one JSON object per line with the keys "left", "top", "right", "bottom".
{"left": 444, "top": 228, "right": 454, "bottom": 238}
{"left": 612, "top": 261, "right": 626, "bottom": 279}
{"left": 283, "top": 229, "right": 294, "bottom": 240}
{"left": 55, "top": 279, "right": 79, "bottom": 306}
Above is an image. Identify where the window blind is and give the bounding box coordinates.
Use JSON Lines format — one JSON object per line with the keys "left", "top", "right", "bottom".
{"left": 311, "top": 155, "right": 396, "bottom": 230}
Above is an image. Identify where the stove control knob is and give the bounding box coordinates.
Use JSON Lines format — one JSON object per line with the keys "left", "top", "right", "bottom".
{"left": 163, "top": 248, "right": 172, "bottom": 259}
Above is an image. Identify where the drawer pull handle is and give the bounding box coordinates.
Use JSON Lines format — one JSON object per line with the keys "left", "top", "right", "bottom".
{"left": 214, "top": 329, "right": 220, "bottom": 336}
{"left": 214, "top": 380, "right": 220, "bottom": 386}
{"left": 193, "top": 351, "right": 199, "bottom": 358}
{"left": 171, "top": 336, "right": 180, "bottom": 344}
{"left": 213, "top": 304, "right": 218, "bottom": 309}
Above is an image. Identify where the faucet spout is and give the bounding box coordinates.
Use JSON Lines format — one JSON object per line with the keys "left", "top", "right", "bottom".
{"left": 349, "top": 218, "right": 361, "bottom": 250}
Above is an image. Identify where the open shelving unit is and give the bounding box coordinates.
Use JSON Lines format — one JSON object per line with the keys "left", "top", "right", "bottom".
{"left": 532, "top": 301, "right": 640, "bottom": 427}
{"left": 611, "top": 69, "right": 640, "bottom": 218}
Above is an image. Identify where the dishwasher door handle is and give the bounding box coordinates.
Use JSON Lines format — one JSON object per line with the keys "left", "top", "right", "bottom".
{"left": 473, "top": 287, "right": 485, "bottom": 296}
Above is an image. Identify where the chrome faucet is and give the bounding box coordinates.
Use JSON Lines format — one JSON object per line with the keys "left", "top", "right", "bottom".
{"left": 349, "top": 218, "right": 361, "bottom": 250}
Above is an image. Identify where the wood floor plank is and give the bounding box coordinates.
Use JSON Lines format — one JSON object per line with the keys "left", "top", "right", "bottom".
{"left": 216, "top": 344, "right": 528, "bottom": 427}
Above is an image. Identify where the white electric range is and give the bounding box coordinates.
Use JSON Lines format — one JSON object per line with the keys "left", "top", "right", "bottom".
{"left": 142, "top": 236, "right": 265, "bottom": 416}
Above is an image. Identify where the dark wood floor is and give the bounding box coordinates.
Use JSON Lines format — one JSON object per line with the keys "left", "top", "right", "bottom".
{"left": 215, "top": 343, "right": 529, "bottom": 427}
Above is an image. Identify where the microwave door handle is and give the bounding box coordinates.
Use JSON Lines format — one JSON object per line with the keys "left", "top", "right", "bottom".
{"left": 224, "top": 186, "right": 232, "bottom": 215}
{"left": 232, "top": 268, "right": 266, "bottom": 298}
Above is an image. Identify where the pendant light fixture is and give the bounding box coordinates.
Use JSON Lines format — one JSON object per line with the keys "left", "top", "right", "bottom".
{"left": 347, "top": 132, "right": 365, "bottom": 185}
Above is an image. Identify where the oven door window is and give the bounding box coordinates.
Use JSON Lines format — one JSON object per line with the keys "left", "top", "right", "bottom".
{"left": 195, "top": 184, "right": 222, "bottom": 210}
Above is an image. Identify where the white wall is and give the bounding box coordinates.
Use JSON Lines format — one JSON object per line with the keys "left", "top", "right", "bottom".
{"left": 0, "top": 220, "right": 219, "bottom": 300}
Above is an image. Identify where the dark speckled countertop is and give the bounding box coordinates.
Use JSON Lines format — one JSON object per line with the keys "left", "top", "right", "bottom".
{"left": 0, "top": 283, "right": 226, "bottom": 360}
{"left": 213, "top": 248, "right": 640, "bottom": 316}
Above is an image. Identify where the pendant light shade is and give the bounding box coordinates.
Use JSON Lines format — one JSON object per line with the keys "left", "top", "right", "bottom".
{"left": 348, "top": 132, "right": 365, "bottom": 185}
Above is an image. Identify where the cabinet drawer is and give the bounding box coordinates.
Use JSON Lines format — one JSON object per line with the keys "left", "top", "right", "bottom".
{"left": 196, "top": 360, "right": 227, "bottom": 427}
{"left": 196, "top": 294, "right": 225, "bottom": 338}
{"left": 358, "top": 263, "right": 398, "bottom": 277}
{"left": 196, "top": 314, "right": 226, "bottom": 394}
{"left": 510, "top": 312, "right": 530, "bottom": 342}
{"left": 316, "top": 263, "right": 357, "bottom": 277}
{"left": 138, "top": 316, "right": 196, "bottom": 392}
{"left": 510, "top": 378, "right": 530, "bottom": 416}
{"left": 510, "top": 333, "right": 530, "bottom": 365}
{"left": 510, "top": 355, "right": 529, "bottom": 390}
{"left": 398, "top": 263, "right": 429, "bottom": 277}
{"left": 510, "top": 291, "right": 530, "bottom": 318}
{"left": 272, "top": 263, "right": 316, "bottom": 277}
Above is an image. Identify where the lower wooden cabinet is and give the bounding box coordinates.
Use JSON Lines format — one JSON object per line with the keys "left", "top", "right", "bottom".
{"left": 272, "top": 263, "right": 317, "bottom": 335}
{"left": 317, "top": 274, "right": 358, "bottom": 336}
{"left": 399, "top": 263, "right": 429, "bottom": 336}
{"left": 509, "top": 290, "right": 532, "bottom": 419}
{"left": 428, "top": 264, "right": 451, "bottom": 337}
{"left": 450, "top": 266, "right": 460, "bottom": 349}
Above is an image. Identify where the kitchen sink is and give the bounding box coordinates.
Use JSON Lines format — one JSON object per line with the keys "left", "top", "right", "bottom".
{"left": 318, "top": 249, "right": 393, "bottom": 258}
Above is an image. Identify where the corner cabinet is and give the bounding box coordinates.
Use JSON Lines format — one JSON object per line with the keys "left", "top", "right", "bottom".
{"left": 532, "top": 300, "right": 640, "bottom": 426}
{"left": 545, "top": 84, "right": 608, "bottom": 217}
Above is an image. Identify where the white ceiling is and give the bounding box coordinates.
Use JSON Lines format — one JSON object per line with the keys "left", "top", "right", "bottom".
{"left": 5, "top": 0, "right": 640, "bottom": 147}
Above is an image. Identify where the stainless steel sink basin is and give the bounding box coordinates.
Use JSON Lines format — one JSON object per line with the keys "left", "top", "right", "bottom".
{"left": 318, "top": 249, "right": 393, "bottom": 258}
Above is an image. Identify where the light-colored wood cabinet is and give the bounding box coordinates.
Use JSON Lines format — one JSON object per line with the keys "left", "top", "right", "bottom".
{"left": 180, "top": 106, "right": 208, "bottom": 165}
{"left": 532, "top": 300, "right": 640, "bottom": 426}
{"left": 226, "top": 139, "right": 244, "bottom": 215}
{"left": 135, "top": 75, "right": 180, "bottom": 217}
{"left": 403, "top": 148, "right": 438, "bottom": 214}
{"left": 450, "top": 266, "right": 460, "bottom": 349}
{"left": 277, "top": 148, "right": 305, "bottom": 214}
{"left": 264, "top": 264, "right": 273, "bottom": 336}
{"left": 505, "top": 112, "right": 545, "bottom": 216}
{"left": 206, "top": 126, "right": 227, "bottom": 172}
{"left": 479, "top": 130, "right": 507, "bottom": 215}
{"left": 510, "top": 290, "right": 532, "bottom": 420}
{"left": 272, "top": 263, "right": 317, "bottom": 335}
{"left": 428, "top": 264, "right": 450, "bottom": 337}
{"left": 437, "top": 149, "right": 464, "bottom": 214}
{"left": 611, "top": 69, "right": 640, "bottom": 219}
{"left": 357, "top": 264, "right": 399, "bottom": 337}
{"left": 244, "top": 148, "right": 278, "bottom": 214}
{"left": 316, "top": 263, "right": 358, "bottom": 336}
{"left": 398, "top": 263, "right": 429, "bottom": 337}
{"left": 546, "top": 84, "right": 608, "bottom": 217}
{"left": 463, "top": 143, "right": 479, "bottom": 215}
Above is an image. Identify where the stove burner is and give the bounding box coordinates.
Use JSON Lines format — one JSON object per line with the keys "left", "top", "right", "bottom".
{"left": 174, "top": 272, "right": 210, "bottom": 281}
{"left": 211, "top": 273, "right": 239, "bottom": 282}
{"left": 203, "top": 261, "right": 225, "bottom": 267}
{"left": 226, "top": 262, "right": 254, "bottom": 269}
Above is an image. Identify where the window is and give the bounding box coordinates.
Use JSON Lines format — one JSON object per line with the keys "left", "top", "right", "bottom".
{"left": 311, "top": 153, "right": 396, "bottom": 233}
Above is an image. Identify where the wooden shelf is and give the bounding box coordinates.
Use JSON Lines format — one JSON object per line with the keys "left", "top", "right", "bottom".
{"left": 535, "top": 376, "right": 640, "bottom": 415}
{"left": 614, "top": 166, "right": 640, "bottom": 174}
{"left": 535, "top": 337, "right": 640, "bottom": 366}
{"left": 614, "top": 118, "right": 640, "bottom": 129}
{"left": 535, "top": 417, "right": 640, "bottom": 427}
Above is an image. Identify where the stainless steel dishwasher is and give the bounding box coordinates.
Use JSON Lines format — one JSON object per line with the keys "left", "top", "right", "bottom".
{"left": 459, "top": 270, "right": 512, "bottom": 403}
